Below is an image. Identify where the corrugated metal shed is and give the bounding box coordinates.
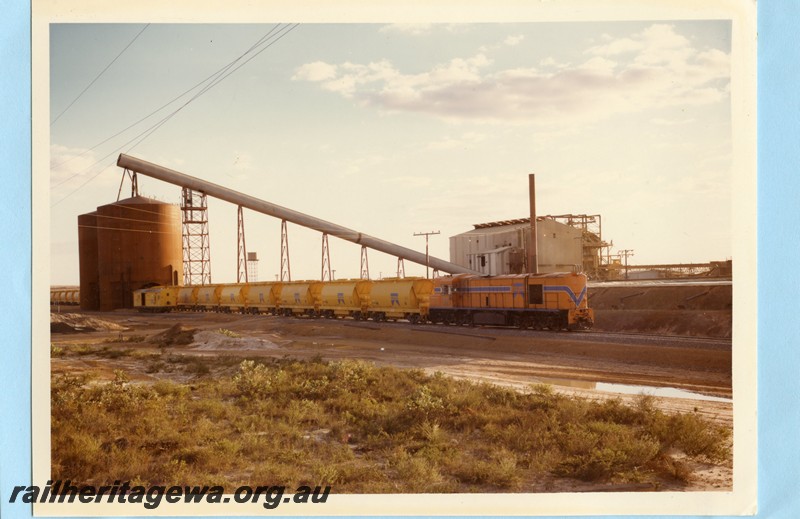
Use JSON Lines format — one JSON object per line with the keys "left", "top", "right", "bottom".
{"left": 450, "top": 218, "right": 583, "bottom": 275}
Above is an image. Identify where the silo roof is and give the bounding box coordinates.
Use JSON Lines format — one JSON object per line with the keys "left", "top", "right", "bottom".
{"left": 101, "top": 195, "right": 174, "bottom": 207}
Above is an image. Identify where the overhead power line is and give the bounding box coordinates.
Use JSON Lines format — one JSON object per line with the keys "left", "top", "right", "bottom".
{"left": 51, "top": 24, "right": 150, "bottom": 126}
{"left": 127, "top": 23, "right": 300, "bottom": 153}
{"left": 51, "top": 23, "right": 287, "bottom": 173}
{"left": 51, "top": 23, "right": 300, "bottom": 208}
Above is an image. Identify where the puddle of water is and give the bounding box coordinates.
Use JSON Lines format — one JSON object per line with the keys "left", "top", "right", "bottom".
{"left": 595, "top": 382, "right": 732, "bottom": 403}
{"left": 532, "top": 376, "right": 731, "bottom": 403}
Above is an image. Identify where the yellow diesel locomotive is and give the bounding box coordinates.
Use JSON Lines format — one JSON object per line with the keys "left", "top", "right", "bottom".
{"left": 429, "top": 273, "right": 593, "bottom": 330}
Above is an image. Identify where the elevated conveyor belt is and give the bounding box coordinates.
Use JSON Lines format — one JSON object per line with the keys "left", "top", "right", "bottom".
{"left": 117, "top": 153, "right": 481, "bottom": 275}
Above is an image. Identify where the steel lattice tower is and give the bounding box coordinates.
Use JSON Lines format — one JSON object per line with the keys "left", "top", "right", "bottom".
{"left": 237, "top": 205, "right": 248, "bottom": 284}
{"left": 181, "top": 188, "right": 211, "bottom": 286}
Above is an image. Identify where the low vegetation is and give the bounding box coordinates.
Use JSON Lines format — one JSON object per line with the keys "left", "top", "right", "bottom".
{"left": 51, "top": 356, "right": 730, "bottom": 492}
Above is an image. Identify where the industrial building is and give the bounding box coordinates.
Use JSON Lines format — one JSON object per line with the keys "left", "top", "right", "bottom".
{"left": 78, "top": 196, "right": 183, "bottom": 311}
{"left": 449, "top": 215, "right": 607, "bottom": 277}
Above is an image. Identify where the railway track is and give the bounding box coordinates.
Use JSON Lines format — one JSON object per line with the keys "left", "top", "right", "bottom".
{"left": 573, "top": 330, "right": 731, "bottom": 349}
{"left": 93, "top": 309, "right": 731, "bottom": 351}
{"left": 341, "top": 318, "right": 730, "bottom": 350}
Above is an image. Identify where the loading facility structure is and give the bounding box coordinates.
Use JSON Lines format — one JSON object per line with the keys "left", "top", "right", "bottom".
{"left": 101, "top": 154, "right": 480, "bottom": 311}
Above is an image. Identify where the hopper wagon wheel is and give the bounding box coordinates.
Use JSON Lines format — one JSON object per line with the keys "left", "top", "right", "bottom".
{"left": 408, "top": 314, "right": 420, "bottom": 325}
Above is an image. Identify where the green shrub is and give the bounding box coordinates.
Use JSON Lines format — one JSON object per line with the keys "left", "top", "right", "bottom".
{"left": 556, "top": 422, "right": 660, "bottom": 481}
{"left": 233, "top": 360, "right": 284, "bottom": 399}
{"left": 51, "top": 355, "right": 732, "bottom": 492}
{"left": 217, "top": 328, "right": 240, "bottom": 338}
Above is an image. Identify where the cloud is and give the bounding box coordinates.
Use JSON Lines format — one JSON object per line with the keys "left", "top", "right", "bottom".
{"left": 586, "top": 37, "right": 642, "bottom": 56}
{"left": 293, "top": 23, "right": 729, "bottom": 125}
{"left": 51, "top": 144, "right": 98, "bottom": 185}
{"left": 292, "top": 61, "right": 338, "bottom": 82}
{"left": 49, "top": 144, "right": 123, "bottom": 206}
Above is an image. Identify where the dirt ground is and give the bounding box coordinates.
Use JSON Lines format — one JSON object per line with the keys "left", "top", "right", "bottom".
{"left": 50, "top": 310, "right": 733, "bottom": 492}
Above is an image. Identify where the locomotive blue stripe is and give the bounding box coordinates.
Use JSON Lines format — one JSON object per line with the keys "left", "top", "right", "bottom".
{"left": 458, "top": 286, "right": 512, "bottom": 293}
{"left": 543, "top": 285, "right": 587, "bottom": 307}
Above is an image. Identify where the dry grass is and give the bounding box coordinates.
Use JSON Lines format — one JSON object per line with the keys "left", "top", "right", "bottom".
{"left": 51, "top": 356, "right": 730, "bottom": 492}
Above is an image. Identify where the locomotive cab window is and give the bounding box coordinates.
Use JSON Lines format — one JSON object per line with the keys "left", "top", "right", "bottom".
{"left": 442, "top": 285, "right": 450, "bottom": 295}
{"left": 528, "top": 284, "right": 543, "bottom": 305}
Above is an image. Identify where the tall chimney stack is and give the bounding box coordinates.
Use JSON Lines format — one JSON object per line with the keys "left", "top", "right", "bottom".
{"left": 529, "top": 174, "right": 539, "bottom": 274}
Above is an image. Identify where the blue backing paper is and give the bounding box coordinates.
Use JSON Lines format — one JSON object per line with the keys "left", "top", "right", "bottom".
{"left": 1, "top": 1, "right": 798, "bottom": 518}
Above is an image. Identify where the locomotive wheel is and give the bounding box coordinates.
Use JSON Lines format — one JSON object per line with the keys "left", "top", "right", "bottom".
{"left": 519, "top": 316, "right": 530, "bottom": 329}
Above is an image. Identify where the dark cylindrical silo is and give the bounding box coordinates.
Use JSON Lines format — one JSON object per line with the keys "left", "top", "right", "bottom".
{"left": 91, "top": 196, "right": 183, "bottom": 310}
{"left": 78, "top": 211, "right": 100, "bottom": 310}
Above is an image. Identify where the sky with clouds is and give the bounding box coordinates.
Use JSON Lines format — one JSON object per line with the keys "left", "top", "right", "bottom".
{"left": 49, "top": 20, "right": 732, "bottom": 284}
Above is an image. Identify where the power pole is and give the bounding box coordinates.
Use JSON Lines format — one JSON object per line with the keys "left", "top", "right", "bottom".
{"left": 619, "top": 249, "right": 634, "bottom": 280}
{"left": 414, "top": 231, "right": 440, "bottom": 279}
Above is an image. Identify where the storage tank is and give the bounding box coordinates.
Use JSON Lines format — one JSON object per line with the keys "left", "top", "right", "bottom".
{"left": 80, "top": 196, "right": 183, "bottom": 311}
{"left": 78, "top": 212, "right": 100, "bottom": 310}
